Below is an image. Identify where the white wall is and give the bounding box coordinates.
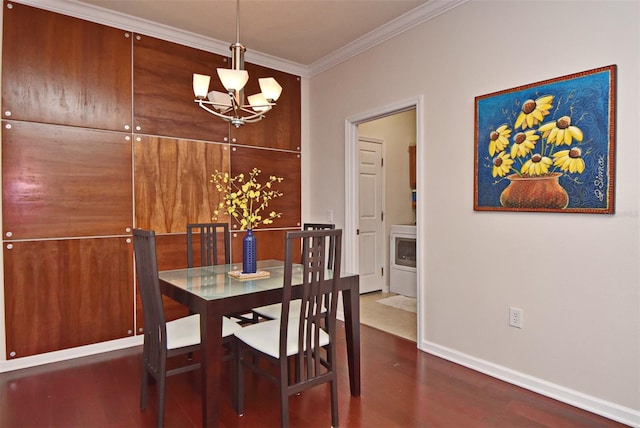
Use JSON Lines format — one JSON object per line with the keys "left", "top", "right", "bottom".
{"left": 307, "top": 0, "right": 639, "bottom": 423}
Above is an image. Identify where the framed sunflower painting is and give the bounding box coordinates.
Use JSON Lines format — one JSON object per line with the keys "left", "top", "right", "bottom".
{"left": 474, "top": 65, "right": 616, "bottom": 214}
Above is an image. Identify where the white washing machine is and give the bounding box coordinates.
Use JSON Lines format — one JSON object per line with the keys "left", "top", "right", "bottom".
{"left": 389, "top": 224, "right": 416, "bottom": 297}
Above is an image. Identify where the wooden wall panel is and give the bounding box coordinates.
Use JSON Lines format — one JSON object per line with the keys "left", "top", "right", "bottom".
{"left": 1, "top": 3, "right": 302, "bottom": 358}
{"left": 230, "top": 146, "right": 301, "bottom": 231}
{"left": 134, "top": 136, "right": 229, "bottom": 233}
{"left": 2, "top": 121, "right": 133, "bottom": 239}
{"left": 1, "top": 2, "right": 132, "bottom": 132}
{"left": 133, "top": 34, "right": 230, "bottom": 142}
{"left": 155, "top": 233, "right": 190, "bottom": 270}
{"left": 230, "top": 63, "right": 301, "bottom": 151}
{"left": 3, "top": 238, "right": 134, "bottom": 358}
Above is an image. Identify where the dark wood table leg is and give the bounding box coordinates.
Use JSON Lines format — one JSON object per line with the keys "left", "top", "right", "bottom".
{"left": 200, "top": 302, "right": 223, "bottom": 427}
{"left": 341, "top": 276, "right": 361, "bottom": 396}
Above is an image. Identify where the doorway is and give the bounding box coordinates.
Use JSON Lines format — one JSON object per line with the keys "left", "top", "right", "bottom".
{"left": 344, "top": 96, "right": 423, "bottom": 345}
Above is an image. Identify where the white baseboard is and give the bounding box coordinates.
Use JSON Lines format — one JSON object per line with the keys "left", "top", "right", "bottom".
{"left": 420, "top": 339, "right": 640, "bottom": 428}
{"left": 0, "top": 336, "right": 143, "bottom": 373}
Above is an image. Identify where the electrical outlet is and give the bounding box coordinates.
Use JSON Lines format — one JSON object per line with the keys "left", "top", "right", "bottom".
{"left": 509, "top": 307, "right": 523, "bottom": 329}
{"left": 327, "top": 209, "right": 334, "bottom": 223}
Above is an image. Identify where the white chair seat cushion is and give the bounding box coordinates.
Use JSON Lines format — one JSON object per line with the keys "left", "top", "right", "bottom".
{"left": 253, "top": 300, "right": 302, "bottom": 319}
{"left": 234, "top": 319, "right": 329, "bottom": 359}
{"left": 222, "top": 316, "right": 244, "bottom": 337}
{"left": 166, "top": 314, "right": 242, "bottom": 350}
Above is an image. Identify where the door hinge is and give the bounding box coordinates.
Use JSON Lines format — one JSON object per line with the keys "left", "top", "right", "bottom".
{"left": 381, "top": 211, "right": 384, "bottom": 221}
{"left": 381, "top": 267, "right": 384, "bottom": 276}
{"left": 381, "top": 158, "right": 384, "bottom": 167}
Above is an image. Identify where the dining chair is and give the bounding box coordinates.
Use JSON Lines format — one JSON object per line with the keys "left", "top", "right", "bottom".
{"left": 186, "top": 222, "right": 230, "bottom": 267}
{"left": 252, "top": 223, "right": 336, "bottom": 320}
{"left": 234, "top": 228, "right": 343, "bottom": 427}
{"left": 133, "top": 228, "right": 243, "bottom": 428}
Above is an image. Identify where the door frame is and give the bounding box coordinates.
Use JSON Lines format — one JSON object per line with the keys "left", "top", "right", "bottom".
{"left": 344, "top": 95, "right": 423, "bottom": 346}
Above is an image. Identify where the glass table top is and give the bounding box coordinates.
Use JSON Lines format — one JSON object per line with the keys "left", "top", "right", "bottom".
{"left": 158, "top": 259, "right": 304, "bottom": 300}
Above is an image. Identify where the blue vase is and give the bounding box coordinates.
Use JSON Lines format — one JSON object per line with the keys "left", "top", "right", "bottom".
{"left": 242, "top": 229, "right": 257, "bottom": 274}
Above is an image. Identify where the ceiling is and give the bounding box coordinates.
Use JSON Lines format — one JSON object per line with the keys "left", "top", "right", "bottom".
{"left": 74, "top": 0, "right": 430, "bottom": 66}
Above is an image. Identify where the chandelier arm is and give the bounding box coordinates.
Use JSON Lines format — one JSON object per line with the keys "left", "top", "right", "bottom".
{"left": 229, "top": 91, "right": 244, "bottom": 121}
{"left": 195, "top": 99, "right": 265, "bottom": 124}
{"left": 238, "top": 107, "right": 270, "bottom": 120}
{"left": 195, "top": 99, "right": 233, "bottom": 114}
{"left": 241, "top": 102, "right": 276, "bottom": 109}
{"left": 240, "top": 111, "right": 267, "bottom": 122}
{"left": 240, "top": 114, "right": 267, "bottom": 123}
{"left": 196, "top": 100, "right": 235, "bottom": 122}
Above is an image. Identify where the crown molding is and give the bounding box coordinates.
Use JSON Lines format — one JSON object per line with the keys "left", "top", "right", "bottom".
{"left": 10, "top": 0, "right": 230, "bottom": 56}
{"left": 8, "top": 0, "right": 468, "bottom": 79}
{"left": 307, "top": 0, "right": 469, "bottom": 77}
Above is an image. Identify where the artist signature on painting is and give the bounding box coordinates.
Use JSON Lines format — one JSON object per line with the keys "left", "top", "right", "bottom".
{"left": 593, "top": 155, "right": 606, "bottom": 201}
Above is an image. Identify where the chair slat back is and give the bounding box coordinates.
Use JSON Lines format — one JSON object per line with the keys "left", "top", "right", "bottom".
{"left": 303, "top": 223, "right": 335, "bottom": 269}
{"left": 187, "top": 223, "right": 230, "bottom": 267}
{"left": 281, "top": 228, "right": 342, "bottom": 381}
{"left": 133, "top": 229, "right": 167, "bottom": 371}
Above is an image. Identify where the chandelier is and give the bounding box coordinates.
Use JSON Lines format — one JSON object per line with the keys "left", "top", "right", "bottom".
{"left": 192, "top": 0, "right": 282, "bottom": 128}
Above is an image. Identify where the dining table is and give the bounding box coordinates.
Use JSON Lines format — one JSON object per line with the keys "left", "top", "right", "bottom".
{"left": 158, "top": 259, "right": 361, "bottom": 427}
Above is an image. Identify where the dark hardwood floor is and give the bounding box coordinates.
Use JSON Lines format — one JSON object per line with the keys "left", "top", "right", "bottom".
{"left": 1, "top": 323, "right": 626, "bottom": 427}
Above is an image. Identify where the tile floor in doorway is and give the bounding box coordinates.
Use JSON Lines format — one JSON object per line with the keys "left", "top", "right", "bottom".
{"left": 359, "top": 291, "right": 417, "bottom": 342}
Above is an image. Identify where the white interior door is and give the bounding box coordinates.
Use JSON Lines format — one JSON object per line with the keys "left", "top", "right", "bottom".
{"left": 358, "top": 138, "right": 385, "bottom": 294}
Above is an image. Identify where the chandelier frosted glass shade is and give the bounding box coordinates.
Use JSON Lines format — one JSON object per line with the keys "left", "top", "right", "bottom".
{"left": 247, "top": 93, "right": 270, "bottom": 113}
{"left": 258, "top": 78, "right": 283, "bottom": 102}
{"left": 208, "top": 90, "right": 232, "bottom": 112}
{"left": 192, "top": 73, "right": 211, "bottom": 98}
{"left": 217, "top": 68, "right": 249, "bottom": 92}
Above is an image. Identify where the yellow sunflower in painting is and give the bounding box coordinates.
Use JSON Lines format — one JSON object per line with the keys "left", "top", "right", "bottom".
{"left": 492, "top": 152, "right": 513, "bottom": 177}
{"left": 514, "top": 95, "right": 554, "bottom": 130}
{"left": 521, "top": 153, "right": 552, "bottom": 176}
{"left": 538, "top": 115, "right": 584, "bottom": 146}
{"left": 488, "top": 124, "right": 511, "bottom": 157}
{"left": 553, "top": 148, "right": 585, "bottom": 173}
{"left": 510, "top": 130, "right": 539, "bottom": 158}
